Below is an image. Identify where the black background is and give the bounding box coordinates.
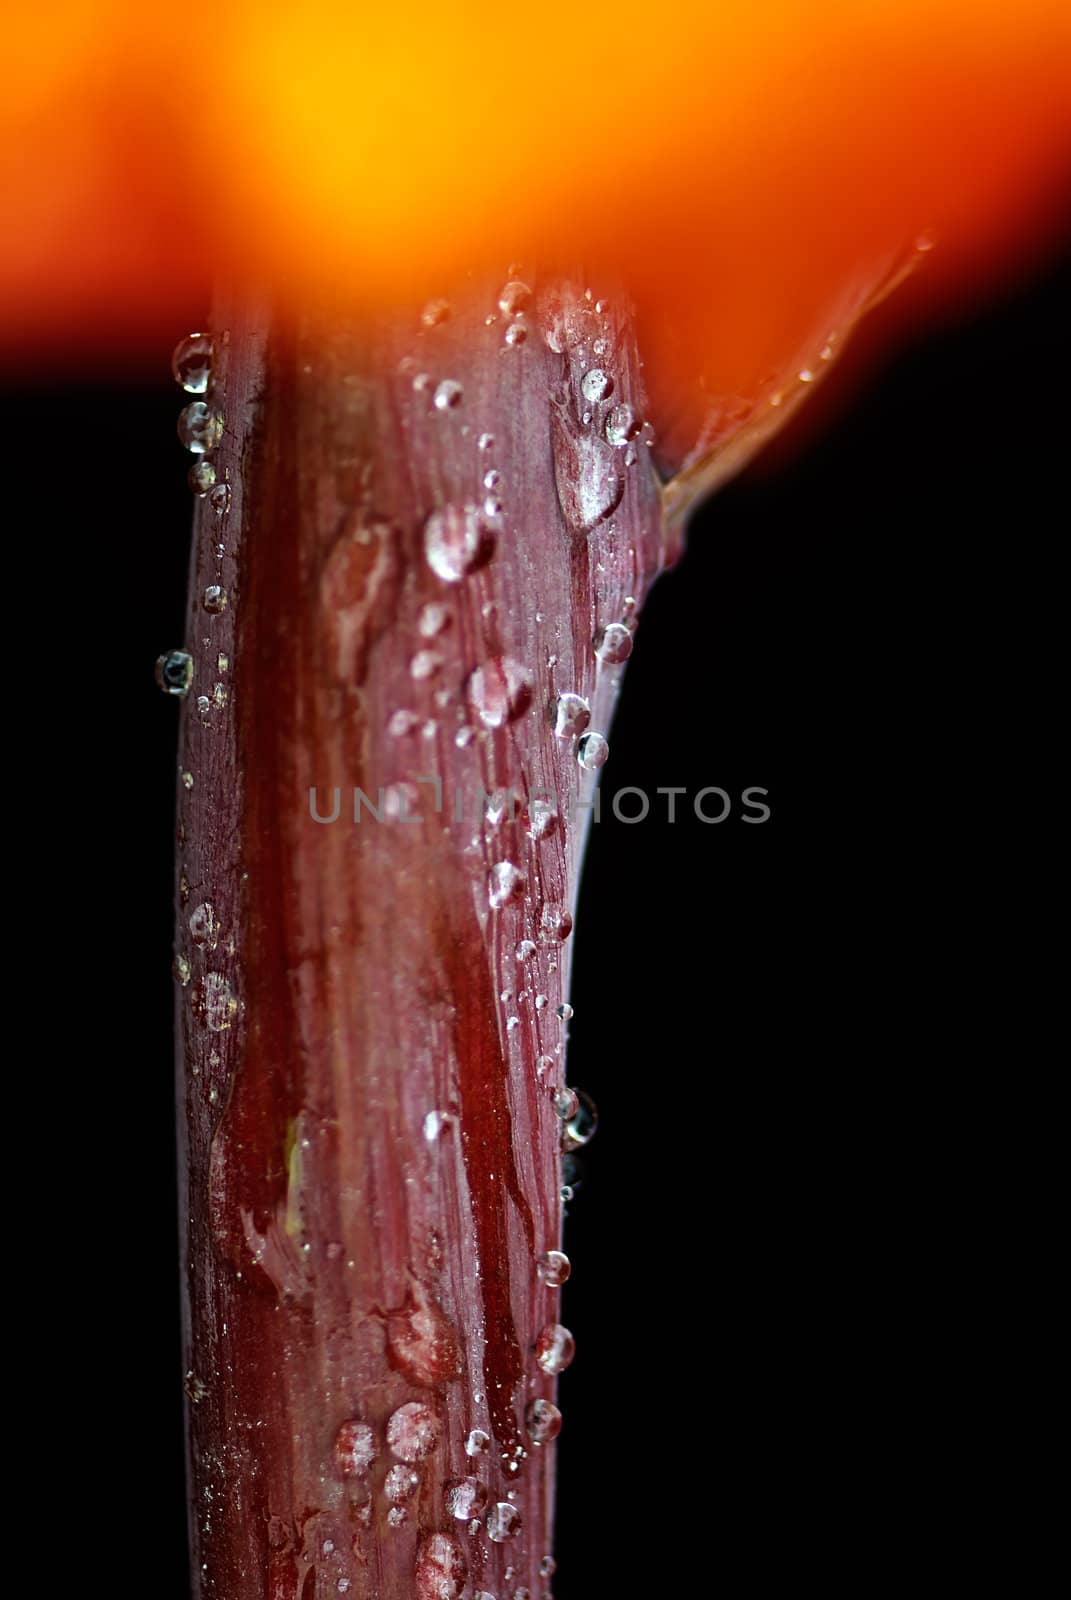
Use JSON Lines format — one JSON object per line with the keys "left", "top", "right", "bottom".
{"left": 16, "top": 240, "right": 1066, "bottom": 1593}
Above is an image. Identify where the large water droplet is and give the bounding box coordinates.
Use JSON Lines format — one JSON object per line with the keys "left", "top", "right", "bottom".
{"left": 535, "top": 1324, "right": 575, "bottom": 1376}
{"left": 386, "top": 1401, "right": 441, "bottom": 1463}
{"left": 171, "top": 333, "right": 214, "bottom": 394}
{"left": 156, "top": 650, "right": 194, "bottom": 696}
{"left": 335, "top": 1420, "right": 376, "bottom": 1478}
{"left": 488, "top": 861, "right": 525, "bottom": 911}
{"left": 594, "top": 623, "right": 632, "bottom": 663}
{"left": 498, "top": 281, "right": 532, "bottom": 315}
{"left": 188, "top": 459, "right": 216, "bottom": 495}
{"left": 581, "top": 368, "right": 613, "bottom": 403}
{"left": 415, "top": 1533, "right": 468, "bottom": 1600}
{"left": 577, "top": 732, "right": 609, "bottom": 770}
{"left": 444, "top": 1477, "right": 489, "bottom": 1520}
{"left": 553, "top": 693, "right": 590, "bottom": 740}
{"left": 425, "top": 504, "right": 494, "bottom": 583}
{"left": 485, "top": 1502, "right": 523, "bottom": 1543}
{"left": 467, "top": 658, "right": 533, "bottom": 728}
{"left": 525, "top": 1398, "right": 562, "bottom": 1445}
{"left": 177, "top": 401, "right": 223, "bottom": 454}
{"left": 605, "top": 403, "right": 640, "bottom": 448}
{"left": 537, "top": 1250, "right": 571, "bottom": 1287}
{"left": 561, "top": 1090, "right": 598, "bottom": 1151}
{"left": 552, "top": 1086, "right": 579, "bottom": 1120}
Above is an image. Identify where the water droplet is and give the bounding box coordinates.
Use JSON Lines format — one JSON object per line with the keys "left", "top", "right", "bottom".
{"left": 444, "top": 1477, "right": 489, "bottom": 1520}
{"left": 171, "top": 333, "right": 214, "bottom": 394}
{"left": 540, "top": 1556, "right": 557, "bottom": 1578}
{"left": 483, "top": 469, "right": 501, "bottom": 491}
{"left": 418, "top": 601, "right": 451, "bottom": 637}
{"left": 188, "top": 459, "right": 217, "bottom": 495}
{"left": 189, "top": 903, "right": 218, "bottom": 948}
{"left": 477, "top": 432, "right": 495, "bottom": 451}
{"left": 799, "top": 368, "right": 815, "bottom": 383}
{"left": 594, "top": 622, "right": 632, "bottom": 664}
{"left": 467, "top": 658, "right": 533, "bottom": 728}
{"left": 423, "top": 1109, "right": 451, "bottom": 1142}
{"left": 173, "top": 953, "right": 191, "bottom": 986}
{"left": 434, "top": 379, "right": 464, "bottom": 412}
{"left": 556, "top": 1003, "right": 573, "bottom": 1022}
{"left": 334, "top": 1419, "right": 376, "bottom": 1477}
{"left": 421, "top": 298, "right": 451, "bottom": 328}
{"left": 581, "top": 368, "right": 612, "bottom": 403}
{"left": 415, "top": 1534, "right": 468, "bottom": 1600}
{"left": 209, "top": 482, "right": 231, "bottom": 515}
{"left": 525, "top": 1398, "right": 562, "bottom": 1445}
{"left": 485, "top": 1503, "right": 522, "bottom": 1543}
{"left": 604, "top": 403, "right": 640, "bottom": 448}
{"left": 484, "top": 788, "right": 520, "bottom": 828}
{"left": 410, "top": 649, "right": 443, "bottom": 681}
{"left": 527, "top": 800, "right": 557, "bottom": 840}
{"left": 455, "top": 726, "right": 474, "bottom": 749}
{"left": 553, "top": 421, "right": 624, "bottom": 532}
{"left": 504, "top": 322, "right": 527, "bottom": 347}
{"left": 386, "top": 1401, "right": 441, "bottom": 1463}
{"left": 577, "top": 732, "right": 609, "bottom": 770}
{"left": 203, "top": 584, "right": 227, "bottom": 614}
{"left": 475, "top": 1593, "right": 498, "bottom": 1600}
{"left": 515, "top": 940, "right": 537, "bottom": 963}
{"left": 535, "top": 1324, "right": 575, "bottom": 1376}
{"left": 552, "top": 1087, "right": 579, "bottom": 1120}
{"left": 177, "top": 401, "right": 223, "bottom": 454}
{"left": 181, "top": 771, "right": 194, "bottom": 790}
{"left": 483, "top": 495, "right": 503, "bottom": 519}
{"left": 425, "top": 504, "right": 494, "bottom": 583}
{"left": 539, "top": 904, "right": 572, "bottom": 942}
{"left": 200, "top": 972, "right": 237, "bottom": 1032}
{"left": 388, "top": 1506, "right": 408, "bottom": 1528}
{"left": 156, "top": 650, "right": 194, "bottom": 696}
{"left": 560, "top": 1090, "right": 597, "bottom": 1151}
{"left": 465, "top": 1428, "right": 491, "bottom": 1457}
{"left": 537, "top": 1250, "right": 571, "bottom": 1287}
{"left": 488, "top": 861, "right": 525, "bottom": 911}
{"left": 388, "top": 709, "right": 419, "bottom": 738}
{"left": 498, "top": 281, "right": 532, "bottom": 315}
{"left": 553, "top": 693, "right": 590, "bottom": 740}
{"left": 384, "top": 1463, "right": 420, "bottom": 1502}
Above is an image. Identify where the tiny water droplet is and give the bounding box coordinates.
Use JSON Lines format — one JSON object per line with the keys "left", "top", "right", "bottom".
{"left": 483, "top": 469, "right": 501, "bottom": 490}
{"left": 504, "top": 322, "right": 527, "bottom": 347}
{"left": 556, "top": 1003, "right": 573, "bottom": 1022}
{"left": 485, "top": 1503, "right": 523, "bottom": 1543}
{"left": 527, "top": 800, "right": 557, "bottom": 840}
{"left": 561, "top": 1090, "right": 597, "bottom": 1151}
{"left": 171, "top": 333, "right": 214, "bottom": 394}
{"left": 577, "top": 732, "right": 609, "bottom": 770}
{"left": 537, "top": 1250, "right": 571, "bottom": 1287}
{"left": 488, "top": 861, "right": 525, "bottom": 911}
{"left": 421, "top": 298, "right": 451, "bottom": 328}
{"left": 181, "top": 771, "right": 194, "bottom": 789}
{"left": 540, "top": 1556, "right": 557, "bottom": 1578}
{"left": 799, "top": 368, "right": 815, "bottom": 383}
{"left": 434, "top": 379, "right": 464, "bottom": 412}
{"left": 444, "top": 1477, "right": 489, "bottom": 1520}
{"left": 525, "top": 1398, "right": 562, "bottom": 1444}
{"left": 515, "top": 940, "right": 537, "bottom": 963}
{"left": 209, "top": 482, "right": 231, "bottom": 515}
{"left": 173, "top": 953, "right": 191, "bottom": 986}
{"left": 539, "top": 904, "right": 572, "bottom": 942}
{"left": 419, "top": 601, "right": 451, "bottom": 637}
{"left": 477, "top": 432, "right": 495, "bottom": 451}
{"left": 425, "top": 504, "right": 494, "bottom": 583}
{"left": 156, "top": 650, "right": 194, "bottom": 696}
{"left": 581, "top": 368, "right": 612, "bottom": 403}
{"left": 465, "top": 1428, "right": 490, "bottom": 1457}
{"left": 388, "top": 709, "right": 419, "bottom": 738}
{"left": 386, "top": 1401, "right": 441, "bottom": 1463}
{"left": 410, "top": 649, "right": 443, "bottom": 681}
{"left": 498, "top": 281, "right": 532, "bottom": 315}
{"left": 188, "top": 459, "right": 217, "bottom": 495}
{"left": 200, "top": 972, "right": 237, "bottom": 1033}
{"left": 334, "top": 1420, "right": 376, "bottom": 1478}
{"left": 177, "top": 401, "right": 223, "bottom": 454}
{"left": 203, "top": 584, "right": 227, "bottom": 614}
{"left": 604, "top": 403, "right": 640, "bottom": 448}
{"left": 553, "top": 693, "right": 590, "bottom": 740}
{"left": 423, "top": 1109, "right": 451, "bottom": 1142}
{"left": 387, "top": 1506, "right": 408, "bottom": 1529}
{"left": 535, "top": 1324, "right": 576, "bottom": 1376}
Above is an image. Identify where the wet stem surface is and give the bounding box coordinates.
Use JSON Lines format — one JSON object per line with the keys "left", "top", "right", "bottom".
{"left": 20, "top": 241, "right": 1068, "bottom": 1595}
